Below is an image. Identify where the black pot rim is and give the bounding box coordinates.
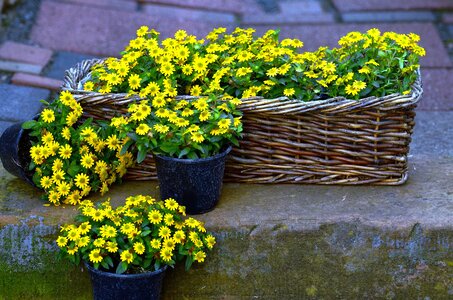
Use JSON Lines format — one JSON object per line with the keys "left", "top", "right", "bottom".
{"left": 154, "top": 145, "right": 232, "bottom": 164}
{"left": 84, "top": 261, "right": 168, "bottom": 279}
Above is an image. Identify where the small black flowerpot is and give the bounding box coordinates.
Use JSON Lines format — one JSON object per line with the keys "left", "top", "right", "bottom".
{"left": 154, "top": 146, "right": 232, "bottom": 215}
{"left": 85, "top": 263, "right": 167, "bottom": 300}
{"left": 0, "top": 121, "right": 34, "bottom": 186}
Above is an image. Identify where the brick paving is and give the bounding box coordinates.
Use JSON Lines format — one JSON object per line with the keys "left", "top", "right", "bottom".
{"left": 0, "top": 0, "right": 453, "bottom": 136}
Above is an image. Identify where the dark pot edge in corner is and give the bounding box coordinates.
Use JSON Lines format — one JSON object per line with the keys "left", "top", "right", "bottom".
{"left": 154, "top": 146, "right": 232, "bottom": 164}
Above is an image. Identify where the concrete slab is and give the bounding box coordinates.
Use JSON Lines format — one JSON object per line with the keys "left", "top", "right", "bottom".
{"left": 417, "top": 68, "right": 453, "bottom": 111}
{"left": 143, "top": 4, "right": 236, "bottom": 24}
{"left": 139, "top": 0, "right": 246, "bottom": 14}
{"left": 30, "top": 0, "right": 235, "bottom": 57}
{"left": 0, "top": 111, "right": 452, "bottom": 298}
{"left": 341, "top": 11, "right": 436, "bottom": 23}
{"left": 0, "top": 84, "right": 48, "bottom": 122}
{"left": 253, "top": 23, "right": 452, "bottom": 68}
{"left": 332, "top": 0, "right": 453, "bottom": 12}
{"left": 45, "top": 51, "right": 99, "bottom": 80}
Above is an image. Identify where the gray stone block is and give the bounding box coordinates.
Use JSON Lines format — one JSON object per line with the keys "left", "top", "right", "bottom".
{"left": 341, "top": 11, "right": 436, "bottom": 23}
{"left": 45, "top": 51, "right": 99, "bottom": 80}
{"left": 0, "top": 84, "right": 49, "bottom": 122}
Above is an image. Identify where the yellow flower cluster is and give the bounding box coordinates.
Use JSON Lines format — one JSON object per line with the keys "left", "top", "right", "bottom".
{"left": 57, "top": 195, "right": 215, "bottom": 273}
{"left": 86, "top": 26, "right": 423, "bottom": 122}
{"left": 25, "top": 91, "right": 134, "bottom": 205}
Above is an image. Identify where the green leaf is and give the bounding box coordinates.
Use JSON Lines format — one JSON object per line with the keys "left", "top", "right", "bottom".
{"left": 101, "top": 261, "right": 109, "bottom": 270}
{"left": 28, "top": 161, "right": 36, "bottom": 171}
{"left": 67, "top": 160, "right": 80, "bottom": 177}
{"left": 141, "top": 230, "right": 151, "bottom": 237}
{"left": 120, "top": 139, "right": 135, "bottom": 156}
{"left": 143, "top": 258, "right": 152, "bottom": 269}
{"left": 178, "top": 147, "right": 191, "bottom": 158}
{"left": 137, "top": 149, "right": 147, "bottom": 163}
{"left": 21, "top": 120, "right": 37, "bottom": 129}
{"left": 39, "top": 99, "right": 50, "bottom": 106}
{"left": 105, "top": 256, "right": 114, "bottom": 268}
{"left": 185, "top": 256, "right": 193, "bottom": 271}
{"left": 230, "top": 136, "right": 239, "bottom": 147}
{"left": 116, "top": 261, "right": 128, "bottom": 274}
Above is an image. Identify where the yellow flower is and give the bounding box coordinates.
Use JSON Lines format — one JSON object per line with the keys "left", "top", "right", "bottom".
{"left": 266, "top": 67, "right": 279, "bottom": 77}
{"left": 136, "top": 123, "right": 151, "bottom": 135}
{"left": 84, "top": 81, "right": 94, "bottom": 91}
{"left": 106, "top": 241, "right": 118, "bottom": 253}
{"left": 190, "top": 85, "right": 202, "bottom": 96}
{"left": 91, "top": 210, "right": 105, "bottom": 222}
{"left": 162, "top": 238, "right": 176, "bottom": 250}
{"left": 136, "top": 25, "right": 149, "bottom": 37}
{"left": 194, "top": 251, "right": 206, "bottom": 263}
{"left": 61, "top": 127, "right": 71, "bottom": 140}
{"left": 60, "top": 91, "right": 75, "bottom": 106}
{"left": 182, "top": 65, "right": 193, "bottom": 76}
{"left": 204, "top": 234, "right": 216, "bottom": 249}
{"left": 150, "top": 239, "right": 161, "bottom": 249}
{"left": 217, "top": 118, "right": 231, "bottom": 129}
{"left": 42, "top": 132, "right": 54, "bottom": 144}
{"left": 133, "top": 242, "right": 145, "bottom": 255}
{"left": 158, "top": 226, "right": 171, "bottom": 239}
{"left": 192, "top": 57, "right": 208, "bottom": 73}
{"left": 128, "top": 74, "right": 141, "bottom": 90}
{"left": 164, "top": 198, "right": 179, "bottom": 210}
{"left": 160, "top": 248, "right": 173, "bottom": 262}
{"left": 164, "top": 213, "right": 174, "bottom": 226}
{"left": 67, "top": 245, "right": 79, "bottom": 255}
{"left": 67, "top": 229, "right": 80, "bottom": 241}
{"left": 160, "top": 63, "right": 175, "bottom": 77}
{"left": 283, "top": 88, "right": 295, "bottom": 97}
{"left": 99, "top": 225, "right": 117, "bottom": 239}
{"left": 173, "top": 230, "right": 185, "bottom": 244}
{"left": 89, "top": 249, "right": 103, "bottom": 264}
{"left": 40, "top": 176, "right": 53, "bottom": 189}
{"left": 58, "top": 144, "right": 72, "bottom": 159}
{"left": 148, "top": 209, "right": 163, "bottom": 224}
{"left": 120, "top": 250, "right": 134, "bottom": 263}
{"left": 185, "top": 218, "right": 199, "bottom": 228}
{"left": 77, "top": 236, "right": 90, "bottom": 248}
{"left": 73, "top": 173, "right": 89, "bottom": 189}
{"left": 57, "top": 181, "right": 71, "bottom": 197}
{"left": 78, "top": 222, "right": 91, "bottom": 235}
{"left": 56, "top": 236, "right": 68, "bottom": 247}
{"left": 41, "top": 109, "right": 55, "bottom": 123}
{"left": 153, "top": 124, "right": 169, "bottom": 134}
{"left": 66, "top": 111, "right": 78, "bottom": 126}
{"left": 93, "top": 238, "right": 106, "bottom": 248}
{"left": 106, "top": 134, "right": 120, "bottom": 150}
{"left": 191, "top": 132, "right": 204, "bottom": 143}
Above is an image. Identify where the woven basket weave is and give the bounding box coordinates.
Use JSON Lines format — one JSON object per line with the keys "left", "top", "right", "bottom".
{"left": 63, "top": 59, "right": 422, "bottom": 185}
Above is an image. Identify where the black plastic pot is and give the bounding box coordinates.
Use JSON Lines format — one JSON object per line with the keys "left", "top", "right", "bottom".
{"left": 0, "top": 121, "right": 34, "bottom": 185}
{"left": 154, "top": 146, "right": 232, "bottom": 215}
{"left": 85, "top": 263, "right": 167, "bottom": 300}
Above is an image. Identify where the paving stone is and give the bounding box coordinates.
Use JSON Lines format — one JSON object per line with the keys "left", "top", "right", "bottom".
{"left": 410, "top": 111, "right": 453, "bottom": 157}
{"left": 138, "top": 0, "right": 246, "bottom": 14}
{"left": 0, "top": 60, "right": 43, "bottom": 74}
{"left": 61, "top": 0, "right": 137, "bottom": 11}
{"left": 12, "top": 73, "right": 63, "bottom": 91}
{"left": 0, "top": 41, "right": 53, "bottom": 67}
{"left": 0, "top": 120, "right": 14, "bottom": 136}
{"left": 416, "top": 68, "right": 453, "bottom": 111}
{"left": 253, "top": 23, "right": 452, "bottom": 68}
{"left": 332, "top": 0, "right": 453, "bottom": 12}
{"left": 45, "top": 51, "right": 99, "bottom": 80}
{"left": 0, "top": 84, "right": 49, "bottom": 122}
{"left": 443, "top": 13, "right": 453, "bottom": 23}
{"left": 241, "top": 1, "right": 334, "bottom": 26}
{"left": 241, "top": 12, "right": 334, "bottom": 25}
{"left": 31, "top": 1, "right": 235, "bottom": 57}
{"left": 143, "top": 4, "right": 236, "bottom": 24}
{"left": 341, "top": 11, "right": 436, "bottom": 23}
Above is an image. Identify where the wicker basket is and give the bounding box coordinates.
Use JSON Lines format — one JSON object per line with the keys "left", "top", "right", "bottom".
{"left": 63, "top": 59, "right": 422, "bottom": 185}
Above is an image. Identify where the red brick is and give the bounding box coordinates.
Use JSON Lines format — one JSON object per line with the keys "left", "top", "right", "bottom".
{"left": 61, "top": 0, "right": 137, "bottom": 11}
{"left": 0, "top": 41, "right": 52, "bottom": 67}
{"left": 416, "top": 68, "right": 453, "bottom": 111}
{"left": 241, "top": 13, "right": 334, "bottom": 25}
{"left": 11, "top": 73, "right": 63, "bottom": 91}
{"left": 332, "top": 0, "right": 453, "bottom": 12}
{"left": 143, "top": 4, "right": 236, "bottom": 23}
{"left": 138, "top": 0, "right": 246, "bottom": 14}
{"left": 253, "top": 23, "right": 452, "bottom": 68}
{"left": 30, "top": 1, "right": 235, "bottom": 57}
{"left": 443, "top": 13, "right": 453, "bottom": 23}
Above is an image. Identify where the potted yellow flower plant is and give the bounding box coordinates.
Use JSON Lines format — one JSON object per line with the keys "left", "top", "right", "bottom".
{"left": 57, "top": 194, "right": 216, "bottom": 300}
{"left": 0, "top": 91, "right": 134, "bottom": 205}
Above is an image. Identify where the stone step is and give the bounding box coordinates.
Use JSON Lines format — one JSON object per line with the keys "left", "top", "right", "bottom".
{"left": 0, "top": 111, "right": 452, "bottom": 299}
